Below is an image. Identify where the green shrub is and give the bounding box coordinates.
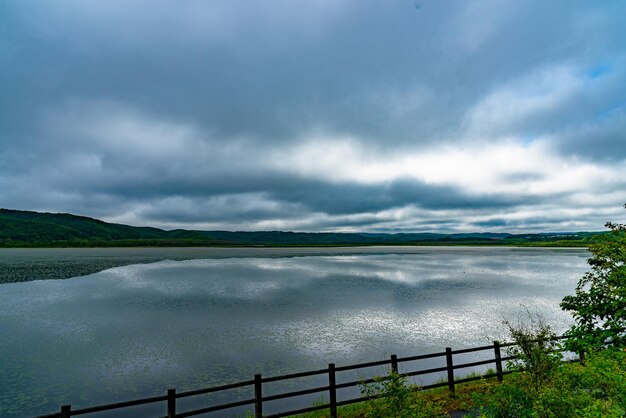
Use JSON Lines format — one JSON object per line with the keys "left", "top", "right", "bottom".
{"left": 503, "top": 314, "right": 563, "bottom": 393}
{"left": 470, "top": 349, "right": 626, "bottom": 417}
{"left": 358, "top": 371, "right": 447, "bottom": 418}
{"left": 560, "top": 204, "right": 626, "bottom": 353}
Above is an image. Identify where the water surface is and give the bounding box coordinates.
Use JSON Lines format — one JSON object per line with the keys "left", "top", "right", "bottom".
{"left": 0, "top": 247, "right": 589, "bottom": 417}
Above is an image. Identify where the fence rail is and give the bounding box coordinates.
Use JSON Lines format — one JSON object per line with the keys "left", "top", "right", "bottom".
{"left": 36, "top": 336, "right": 579, "bottom": 418}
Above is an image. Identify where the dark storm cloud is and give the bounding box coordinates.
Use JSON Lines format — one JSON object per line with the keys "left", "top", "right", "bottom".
{"left": 553, "top": 108, "right": 626, "bottom": 161}
{"left": 267, "top": 179, "right": 541, "bottom": 215}
{"left": 471, "top": 216, "right": 594, "bottom": 231}
{"left": 2, "top": 0, "right": 620, "bottom": 144}
{"left": 1, "top": 0, "right": 625, "bottom": 231}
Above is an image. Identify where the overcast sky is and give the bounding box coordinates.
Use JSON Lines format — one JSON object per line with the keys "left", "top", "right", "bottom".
{"left": 1, "top": 1, "right": 625, "bottom": 232}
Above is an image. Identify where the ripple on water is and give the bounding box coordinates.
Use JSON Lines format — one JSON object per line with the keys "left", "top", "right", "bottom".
{"left": 0, "top": 248, "right": 589, "bottom": 417}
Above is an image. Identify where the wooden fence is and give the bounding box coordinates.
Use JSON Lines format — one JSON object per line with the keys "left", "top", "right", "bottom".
{"left": 36, "top": 336, "right": 578, "bottom": 418}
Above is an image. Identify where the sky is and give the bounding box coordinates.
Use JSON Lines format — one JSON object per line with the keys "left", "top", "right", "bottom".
{"left": 1, "top": 0, "right": 625, "bottom": 233}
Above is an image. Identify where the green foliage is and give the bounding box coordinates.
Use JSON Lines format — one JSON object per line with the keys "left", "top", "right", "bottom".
{"left": 503, "top": 314, "right": 563, "bottom": 392}
{"left": 358, "top": 372, "right": 447, "bottom": 418}
{"left": 0, "top": 208, "right": 214, "bottom": 247}
{"left": 561, "top": 204, "right": 626, "bottom": 352}
{"left": 471, "top": 349, "right": 626, "bottom": 417}
{"left": 299, "top": 349, "right": 625, "bottom": 418}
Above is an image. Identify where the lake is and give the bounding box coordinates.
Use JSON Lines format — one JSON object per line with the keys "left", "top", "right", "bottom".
{"left": 0, "top": 247, "right": 589, "bottom": 417}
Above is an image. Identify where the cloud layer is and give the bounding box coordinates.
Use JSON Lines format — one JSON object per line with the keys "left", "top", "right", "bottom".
{"left": 1, "top": 0, "right": 625, "bottom": 232}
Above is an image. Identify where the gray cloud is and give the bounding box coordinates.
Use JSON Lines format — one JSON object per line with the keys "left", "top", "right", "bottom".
{"left": 1, "top": 0, "right": 625, "bottom": 232}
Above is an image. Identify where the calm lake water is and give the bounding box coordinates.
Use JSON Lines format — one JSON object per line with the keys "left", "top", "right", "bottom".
{"left": 0, "top": 247, "right": 589, "bottom": 417}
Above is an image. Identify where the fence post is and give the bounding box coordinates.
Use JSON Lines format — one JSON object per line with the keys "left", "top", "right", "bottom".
{"left": 390, "top": 354, "right": 398, "bottom": 374}
{"left": 60, "top": 404, "right": 71, "bottom": 418}
{"left": 493, "top": 341, "right": 503, "bottom": 382}
{"left": 167, "top": 388, "right": 176, "bottom": 418}
{"left": 328, "top": 363, "right": 337, "bottom": 418}
{"left": 254, "top": 374, "right": 263, "bottom": 418}
{"left": 445, "top": 347, "right": 455, "bottom": 396}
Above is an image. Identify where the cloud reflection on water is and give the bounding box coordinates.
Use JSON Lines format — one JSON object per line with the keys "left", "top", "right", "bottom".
{"left": 0, "top": 248, "right": 588, "bottom": 417}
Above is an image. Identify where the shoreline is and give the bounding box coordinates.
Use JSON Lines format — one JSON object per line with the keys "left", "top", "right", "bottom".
{"left": 0, "top": 242, "right": 592, "bottom": 249}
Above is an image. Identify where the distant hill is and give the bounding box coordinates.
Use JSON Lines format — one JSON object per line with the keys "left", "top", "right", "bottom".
{"left": 0, "top": 208, "right": 605, "bottom": 247}
{"left": 0, "top": 209, "right": 212, "bottom": 247}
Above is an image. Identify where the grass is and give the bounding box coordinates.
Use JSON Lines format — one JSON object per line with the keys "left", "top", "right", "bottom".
{"left": 299, "top": 371, "right": 502, "bottom": 417}
{"left": 297, "top": 350, "right": 626, "bottom": 417}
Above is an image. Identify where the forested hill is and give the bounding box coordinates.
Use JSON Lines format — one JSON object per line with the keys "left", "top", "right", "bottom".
{"left": 0, "top": 209, "right": 211, "bottom": 246}
{"left": 0, "top": 208, "right": 604, "bottom": 247}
